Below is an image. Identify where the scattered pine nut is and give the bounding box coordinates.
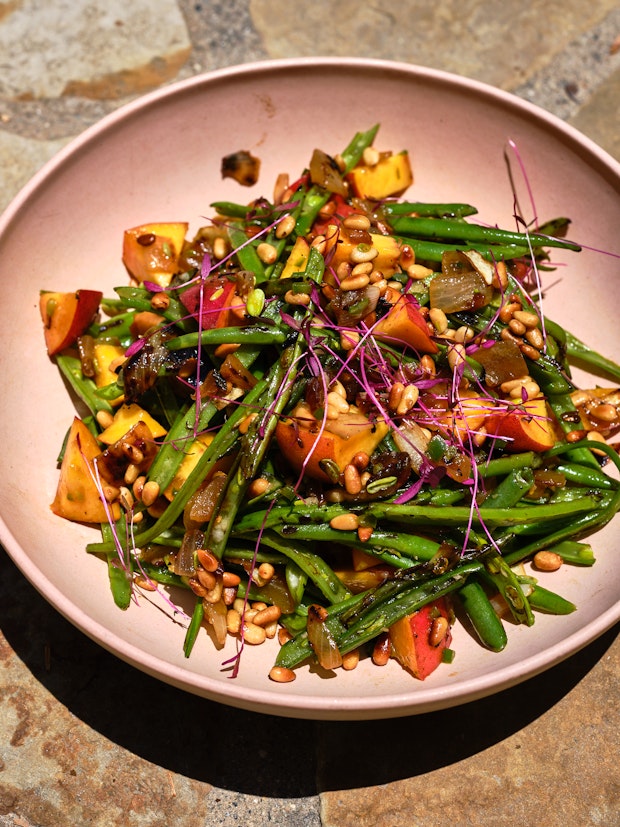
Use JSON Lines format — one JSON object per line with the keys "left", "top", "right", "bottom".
{"left": 533, "top": 551, "right": 563, "bottom": 572}
{"left": 330, "top": 512, "right": 360, "bottom": 531}
{"left": 269, "top": 665, "right": 296, "bottom": 682}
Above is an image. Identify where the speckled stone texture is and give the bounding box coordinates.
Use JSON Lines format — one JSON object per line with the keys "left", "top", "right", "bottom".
{"left": 1, "top": 2, "right": 619, "bottom": 825}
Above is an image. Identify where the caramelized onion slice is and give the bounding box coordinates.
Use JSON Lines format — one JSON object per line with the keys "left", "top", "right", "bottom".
{"left": 307, "top": 605, "right": 343, "bottom": 670}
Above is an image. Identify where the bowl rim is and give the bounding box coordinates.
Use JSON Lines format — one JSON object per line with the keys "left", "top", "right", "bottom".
{"left": 1, "top": 56, "right": 619, "bottom": 719}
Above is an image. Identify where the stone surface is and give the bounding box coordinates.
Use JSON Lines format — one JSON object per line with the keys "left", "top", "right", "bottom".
{"left": 0, "top": 0, "right": 191, "bottom": 100}
{"left": 1, "top": 2, "right": 620, "bottom": 826}
{"left": 249, "top": 0, "right": 619, "bottom": 90}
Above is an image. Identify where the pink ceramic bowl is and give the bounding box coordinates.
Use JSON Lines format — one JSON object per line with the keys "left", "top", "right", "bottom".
{"left": 1, "top": 58, "right": 619, "bottom": 719}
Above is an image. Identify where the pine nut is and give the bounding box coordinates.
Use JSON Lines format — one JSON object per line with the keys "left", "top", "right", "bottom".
{"left": 509, "top": 318, "right": 527, "bottom": 336}
{"left": 343, "top": 213, "right": 371, "bottom": 231}
{"left": 330, "top": 380, "right": 347, "bottom": 398}
{"left": 396, "top": 384, "right": 419, "bottom": 416}
{"left": 454, "top": 325, "right": 475, "bottom": 343}
{"left": 275, "top": 214, "right": 296, "bottom": 239}
{"left": 278, "top": 627, "right": 293, "bottom": 646}
{"left": 352, "top": 451, "right": 370, "bottom": 469}
{"left": 349, "top": 244, "right": 378, "bottom": 264}
{"left": 429, "top": 307, "right": 449, "bottom": 335}
{"left": 284, "top": 289, "right": 311, "bottom": 306}
{"left": 243, "top": 622, "right": 267, "bottom": 645}
{"left": 196, "top": 548, "right": 219, "bottom": 572}
{"left": 429, "top": 616, "right": 450, "bottom": 647}
{"left": 197, "top": 568, "right": 217, "bottom": 591}
{"left": 351, "top": 261, "right": 374, "bottom": 277}
{"left": 586, "top": 430, "right": 608, "bottom": 454}
{"left": 592, "top": 403, "right": 618, "bottom": 422}
{"left": 150, "top": 291, "right": 171, "bottom": 311}
{"left": 566, "top": 429, "right": 586, "bottom": 443}
{"left": 223, "top": 586, "right": 237, "bottom": 606}
{"left": 124, "top": 463, "right": 140, "bottom": 485}
{"left": 343, "top": 463, "right": 362, "bottom": 495}
{"left": 273, "top": 172, "right": 290, "bottom": 205}
{"left": 248, "top": 477, "right": 270, "bottom": 498}
{"left": 310, "top": 235, "right": 327, "bottom": 254}
{"left": 132, "top": 476, "right": 146, "bottom": 500}
{"left": 252, "top": 605, "right": 281, "bottom": 627}
{"left": 341, "top": 649, "right": 360, "bottom": 671}
{"left": 447, "top": 343, "right": 467, "bottom": 371}
{"left": 357, "top": 525, "right": 374, "bottom": 542}
{"left": 326, "top": 391, "right": 349, "bottom": 413}
{"left": 214, "top": 342, "right": 240, "bottom": 358}
{"left": 571, "top": 390, "right": 592, "bottom": 406}
{"left": 513, "top": 310, "right": 540, "bottom": 328}
{"left": 499, "top": 301, "right": 521, "bottom": 323}
{"left": 407, "top": 263, "right": 433, "bottom": 280}
{"left": 330, "top": 512, "right": 360, "bottom": 531}
{"left": 256, "top": 242, "right": 278, "bottom": 264}
{"left": 269, "top": 665, "right": 296, "bottom": 682}
{"left": 362, "top": 146, "right": 380, "bottom": 166}
{"left": 222, "top": 571, "right": 241, "bottom": 588}
{"left": 257, "top": 562, "right": 275, "bottom": 583}
{"left": 141, "top": 480, "right": 160, "bottom": 508}
{"left": 533, "top": 551, "right": 563, "bottom": 572}
{"left": 389, "top": 381, "right": 405, "bottom": 411}
{"left": 119, "top": 486, "right": 134, "bottom": 511}
{"left": 340, "top": 273, "right": 370, "bottom": 291}
{"left": 420, "top": 354, "right": 436, "bottom": 376}
{"left": 226, "top": 608, "right": 242, "bottom": 634}
{"left": 500, "top": 377, "right": 529, "bottom": 393}
{"left": 520, "top": 343, "right": 541, "bottom": 361}
{"left": 336, "top": 261, "right": 351, "bottom": 281}
{"left": 372, "top": 632, "right": 391, "bottom": 666}
{"left": 340, "top": 330, "right": 360, "bottom": 351}
{"left": 399, "top": 245, "right": 415, "bottom": 267}
{"left": 96, "top": 410, "right": 114, "bottom": 429}
{"left": 525, "top": 327, "right": 545, "bottom": 350}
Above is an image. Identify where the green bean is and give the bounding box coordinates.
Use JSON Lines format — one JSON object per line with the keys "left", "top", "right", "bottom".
{"left": 340, "top": 123, "right": 380, "bottom": 172}
{"left": 389, "top": 216, "right": 582, "bottom": 252}
{"left": 381, "top": 202, "right": 478, "bottom": 218}
{"left": 259, "top": 532, "right": 351, "bottom": 605}
{"left": 483, "top": 552, "right": 534, "bottom": 626}
{"left": 101, "top": 524, "right": 133, "bottom": 610}
{"left": 481, "top": 467, "right": 535, "bottom": 508}
{"left": 457, "top": 579, "right": 507, "bottom": 651}
{"left": 114, "top": 285, "right": 192, "bottom": 331}
{"left": 395, "top": 238, "right": 529, "bottom": 263}
{"left": 526, "top": 585, "right": 576, "bottom": 615}
{"left": 548, "top": 540, "right": 595, "bottom": 566}
{"left": 554, "top": 461, "right": 618, "bottom": 490}
{"left": 564, "top": 329, "right": 620, "bottom": 383}
{"left": 210, "top": 201, "right": 254, "bottom": 219}
{"left": 166, "top": 326, "right": 288, "bottom": 350}
{"left": 477, "top": 452, "right": 539, "bottom": 478}
{"left": 183, "top": 600, "right": 204, "bottom": 657}
{"left": 227, "top": 225, "right": 266, "bottom": 282}
{"left": 55, "top": 354, "right": 114, "bottom": 415}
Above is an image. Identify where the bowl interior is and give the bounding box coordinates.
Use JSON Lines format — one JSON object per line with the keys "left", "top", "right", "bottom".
{"left": 1, "top": 58, "right": 619, "bottom": 719}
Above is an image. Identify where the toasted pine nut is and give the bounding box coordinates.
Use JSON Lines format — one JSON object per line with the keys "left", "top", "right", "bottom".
{"left": 96, "top": 409, "right": 114, "bottom": 429}
{"left": 372, "top": 632, "right": 391, "bottom": 666}
{"left": 340, "top": 273, "right": 371, "bottom": 291}
{"left": 341, "top": 649, "right": 360, "bottom": 671}
{"left": 243, "top": 622, "right": 267, "bottom": 645}
{"left": 257, "top": 562, "right": 275, "bottom": 583}
{"left": 273, "top": 172, "right": 290, "bottom": 205}
{"left": 349, "top": 244, "right": 378, "bottom": 264}
{"left": 141, "top": 480, "right": 160, "bottom": 508}
{"left": 357, "top": 525, "right": 373, "bottom": 542}
{"left": 351, "top": 261, "right": 374, "bottom": 277}
{"left": 592, "top": 403, "right": 618, "bottom": 422}
{"left": 533, "top": 550, "right": 563, "bottom": 572}
{"left": 525, "top": 327, "right": 545, "bottom": 350}
{"left": 212, "top": 237, "right": 228, "bottom": 260}
{"left": 500, "top": 377, "right": 529, "bottom": 393}
{"left": 586, "top": 431, "right": 608, "bottom": 454}
{"left": 119, "top": 486, "right": 134, "bottom": 511}
{"left": 222, "top": 571, "right": 241, "bottom": 588}
{"left": 326, "top": 391, "right": 349, "bottom": 413}
{"left": 269, "top": 666, "right": 296, "bottom": 682}
{"left": 352, "top": 451, "right": 370, "bottom": 469}
{"left": 278, "top": 627, "right": 293, "bottom": 646}
{"left": 256, "top": 242, "right": 278, "bottom": 264}
{"left": 447, "top": 343, "right": 467, "bottom": 371}
{"left": 340, "top": 330, "right": 360, "bottom": 351}
{"left": 420, "top": 354, "right": 436, "bottom": 376}
{"left": 343, "top": 213, "right": 371, "bottom": 231}
{"left": 223, "top": 586, "right": 237, "bottom": 606}
{"left": 407, "top": 263, "right": 433, "bottom": 280}
{"left": 336, "top": 261, "right": 351, "bottom": 281}
{"left": 275, "top": 214, "right": 296, "bottom": 239}
{"left": 388, "top": 381, "right": 405, "bottom": 411}
{"left": 566, "top": 429, "right": 586, "bottom": 443}
{"left": 362, "top": 146, "right": 380, "bottom": 166}
{"left": 343, "top": 463, "right": 362, "bottom": 496}
{"left": 248, "top": 477, "right": 270, "bottom": 498}
{"left": 284, "top": 289, "right": 311, "bottom": 306}
{"left": 396, "top": 384, "right": 419, "bottom": 416}
{"left": 197, "top": 548, "right": 219, "bottom": 572}
{"left": 520, "top": 343, "right": 541, "bottom": 361}
{"left": 429, "top": 616, "right": 450, "bottom": 647}
{"left": 252, "top": 605, "right": 281, "bottom": 627}
{"left": 454, "top": 325, "right": 475, "bottom": 344}
{"left": 310, "top": 235, "right": 327, "bottom": 254}
{"left": 197, "top": 568, "right": 217, "bottom": 591}
{"left": 330, "top": 512, "right": 360, "bottom": 531}
{"left": 429, "top": 307, "right": 449, "bottom": 335}
{"left": 330, "top": 379, "right": 347, "bottom": 398}
{"left": 124, "top": 463, "right": 140, "bottom": 485}
{"left": 499, "top": 301, "right": 521, "bottom": 323}
{"left": 513, "top": 309, "right": 540, "bottom": 328}
{"left": 226, "top": 609, "right": 242, "bottom": 634}
{"left": 508, "top": 318, "right": 527, "bottom": 336}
